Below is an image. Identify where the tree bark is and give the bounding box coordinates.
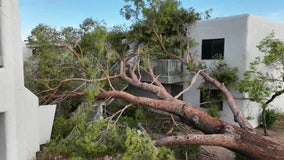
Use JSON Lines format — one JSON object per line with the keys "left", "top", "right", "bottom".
{"left": 199, "top": 70, "right": 254, "bottom": 133}
{"left": 97, "top": 91, "right": 284, "bottom": 160}
{"left": 154, "top": 131, "right": 284, "bottom": 160}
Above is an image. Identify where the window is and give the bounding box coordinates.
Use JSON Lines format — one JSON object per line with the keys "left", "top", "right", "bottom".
{"left": 202, "top": 38, "right": 224, "bottom": 59}
{"left": 200, "top": 89, "right": 223, "bottom": 111}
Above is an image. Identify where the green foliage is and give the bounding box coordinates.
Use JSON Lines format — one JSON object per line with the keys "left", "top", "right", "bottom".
{"left": 117, "top": 116, "right": 137, "bottom": 128}
{"left": 264, "top": 109, "right": 278, "bottom": 128}
{"left": 51, "top": 116, "right": 77, "bottom": 139}
{"left": 239, "top": 33, "right": 284, "bottom": 134}
{"left": 156, "top": 147, "right": 176, "bottom": 160}
{"left": 171, "top": 144, "right": 200, "bottom": 160}
{"left": 200, "top": 60, "right": 239, "bottom": 89}
{"left": 208, "top": 60, "right": 239, "bottom": 88}
{"left": 182, "top": 145, "right": 200, "bottom": 160}
{"left": 207, "top": 105, "right": 222, "bottom": 118}
{"left": 40, "top": 120, "right": 124, "bottom": 159}
{"left": 257, "top": 32, "right": 284, "bottom": 67}
{"left": 239, "top": 33, "right": 284, "bottom": 104}
{"left": 25, "top": 2, "right": 213, "bottom": 159}
{"left": 199, "top": 60, "right": 238, "bottom": 118}
{"left": 123, "top": 128, "right": 175, "bottom": 160}
{"left": 187, "top": 145, "right": 200, "bottom": 160}
{"left": 39, "top": 105, "right": 175, "bottom": 160}
{"left": 25, "top": 18, "right": 116, "bottom": 106}
{"left": 238, "top": 58, "right": 272, "bottom": 103}
{"left": 135, "top": 108, "right": 148, "bottom": 122}
{"left": 121, "top": 0, "right": 203, "bottom": 57}
{"left": 107, "top": 25, "right": 130, "bottom": 57}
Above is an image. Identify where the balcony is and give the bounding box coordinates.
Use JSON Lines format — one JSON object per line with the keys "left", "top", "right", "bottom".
{"left": 141, "top": 59, "right": 184, "bottom": 84}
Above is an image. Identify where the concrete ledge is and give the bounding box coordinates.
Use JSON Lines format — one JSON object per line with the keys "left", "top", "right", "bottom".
{"left": 38, "top": 105, "right": 56, "bottom": 145}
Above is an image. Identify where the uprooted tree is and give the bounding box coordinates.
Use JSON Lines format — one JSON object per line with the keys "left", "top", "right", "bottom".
{"left": 25, "top": 0, "right": 284, "bottom": 159}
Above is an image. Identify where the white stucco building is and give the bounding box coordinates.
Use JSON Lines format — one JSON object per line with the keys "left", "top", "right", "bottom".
{"left": 0, "top": 0, "right": 56, "bottom": 159}
{"left": 185, "top": 14, "right": 284, "bottom": 127}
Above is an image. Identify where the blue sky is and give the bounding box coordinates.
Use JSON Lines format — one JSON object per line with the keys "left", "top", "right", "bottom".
{"left": 19, "top": 0, "right": 284, "bottom": 40}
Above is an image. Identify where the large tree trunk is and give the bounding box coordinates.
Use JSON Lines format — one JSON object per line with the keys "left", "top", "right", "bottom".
{"left": 43, "top": 58, "right": 284, "bottom": 159}
{"left": 98, "top": 91, "right": 284, "bottom": 160}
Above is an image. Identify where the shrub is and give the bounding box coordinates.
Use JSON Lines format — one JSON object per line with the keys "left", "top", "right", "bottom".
{"left": 265, "top": 109, "right": 278, "bottom": 128}
{"left": 39, "top": 114, "right": 175, "bottom": 159}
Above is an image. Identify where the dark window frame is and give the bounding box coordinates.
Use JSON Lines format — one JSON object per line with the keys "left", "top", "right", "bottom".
{"left": 201, "top": 38, "right": 225, "bottom": 60}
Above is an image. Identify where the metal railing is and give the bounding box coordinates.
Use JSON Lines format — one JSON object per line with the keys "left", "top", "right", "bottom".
{"left": 141, "top": 59, "right": 184, "bottom": 84}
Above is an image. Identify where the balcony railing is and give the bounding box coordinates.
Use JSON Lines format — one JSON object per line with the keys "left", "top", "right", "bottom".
{"left": 141, "top": 59, "right": 184, "bottom": 84}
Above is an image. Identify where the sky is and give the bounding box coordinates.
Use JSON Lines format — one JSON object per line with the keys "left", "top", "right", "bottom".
{"left": 19, "top": 0, "right": 284, "bottom": 40}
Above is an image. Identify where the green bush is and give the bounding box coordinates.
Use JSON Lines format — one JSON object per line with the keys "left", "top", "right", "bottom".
{"left": 39, "top": 116, "right": 175, "bottom": 160}
{"left": 207, "top": 105, "right": 222, "bottom": 118}
{"left": 265, "top": 109, "right": 278, "bottom": 128}
{"left": 170, "top": 144, "right": 200, "bottom": 160}
{"left": 123, "top": 128, "right": 175, "bottom": 160}
{"left": 186, "top": 145, "right": 201, "bottom": 160}
{"left": 51, "top": 116, "right": 77, "bottom": 139}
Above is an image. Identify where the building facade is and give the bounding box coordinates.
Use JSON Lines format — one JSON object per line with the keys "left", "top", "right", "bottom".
{"left": 185, "top": 14, "right": 284, "bottom": 127}
{"left": 0, "top": 0, "right": 56, "bottom": 159}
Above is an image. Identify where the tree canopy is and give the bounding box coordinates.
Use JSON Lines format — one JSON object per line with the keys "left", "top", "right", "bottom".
{"left": 120, "top": 0, "right": 205, "bottom": 58}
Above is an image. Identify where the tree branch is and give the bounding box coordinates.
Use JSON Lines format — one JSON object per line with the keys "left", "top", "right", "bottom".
{"left": 40, "top": 75, "right": 120, "bottom": 94}
{"left": 265, "top": 88, "right": 284, "bottom": 105}
{"left": 119, "top": 61, "right": 173, "bottom": 99}
{"left": 199, "top": 70, "right": 254, "bottom": 133}
{"left": 175, "top": 69, "right": 202, "bottom": 99}
{"left": 97, "top": 90, "right": 284, "bottom": 159}
{"left": 154, "top": 134, "right": 236, "bottom": 149}
{"left": 97, "top": 90, "right": 224, "bottom": 134}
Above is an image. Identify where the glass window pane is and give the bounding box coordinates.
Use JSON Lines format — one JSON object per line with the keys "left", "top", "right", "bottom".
{"left": 202, "top": 38, "right": 224, "bottom": 59}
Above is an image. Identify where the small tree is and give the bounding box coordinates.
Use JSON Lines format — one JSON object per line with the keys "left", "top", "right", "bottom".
{"left": 239, "top": 32, "right": 284, "bottom": 135}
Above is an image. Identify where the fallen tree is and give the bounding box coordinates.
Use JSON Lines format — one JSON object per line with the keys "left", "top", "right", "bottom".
{"left": 35, "top": 53, "right": 284, "bottom": 159}
{"left": 24, "top": 1, "right": 284, "bottom": 158}
{"left": 95, "top": 60, "right": 284, "bottom": 160}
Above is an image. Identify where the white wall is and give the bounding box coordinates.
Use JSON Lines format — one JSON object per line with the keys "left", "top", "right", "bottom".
{"left": 186, "top": 14, "right": 284, "bottom": 128}
{"left": 39, "top": 105, "right": 57, "bottom": 145}
{"left": 1, "top": 0, "right": 22, "bottom": 159}
{"left": 16, "top": 89, "right": 40, "bottom": 159}
{"left": 0, "top": 0, "right": 44, "bottom": 159}
{"left": 246, "top": 15, "right": 284, "bottom": 113}
{"left": 186, "top": 14, "right": 250, "bottom": 126}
